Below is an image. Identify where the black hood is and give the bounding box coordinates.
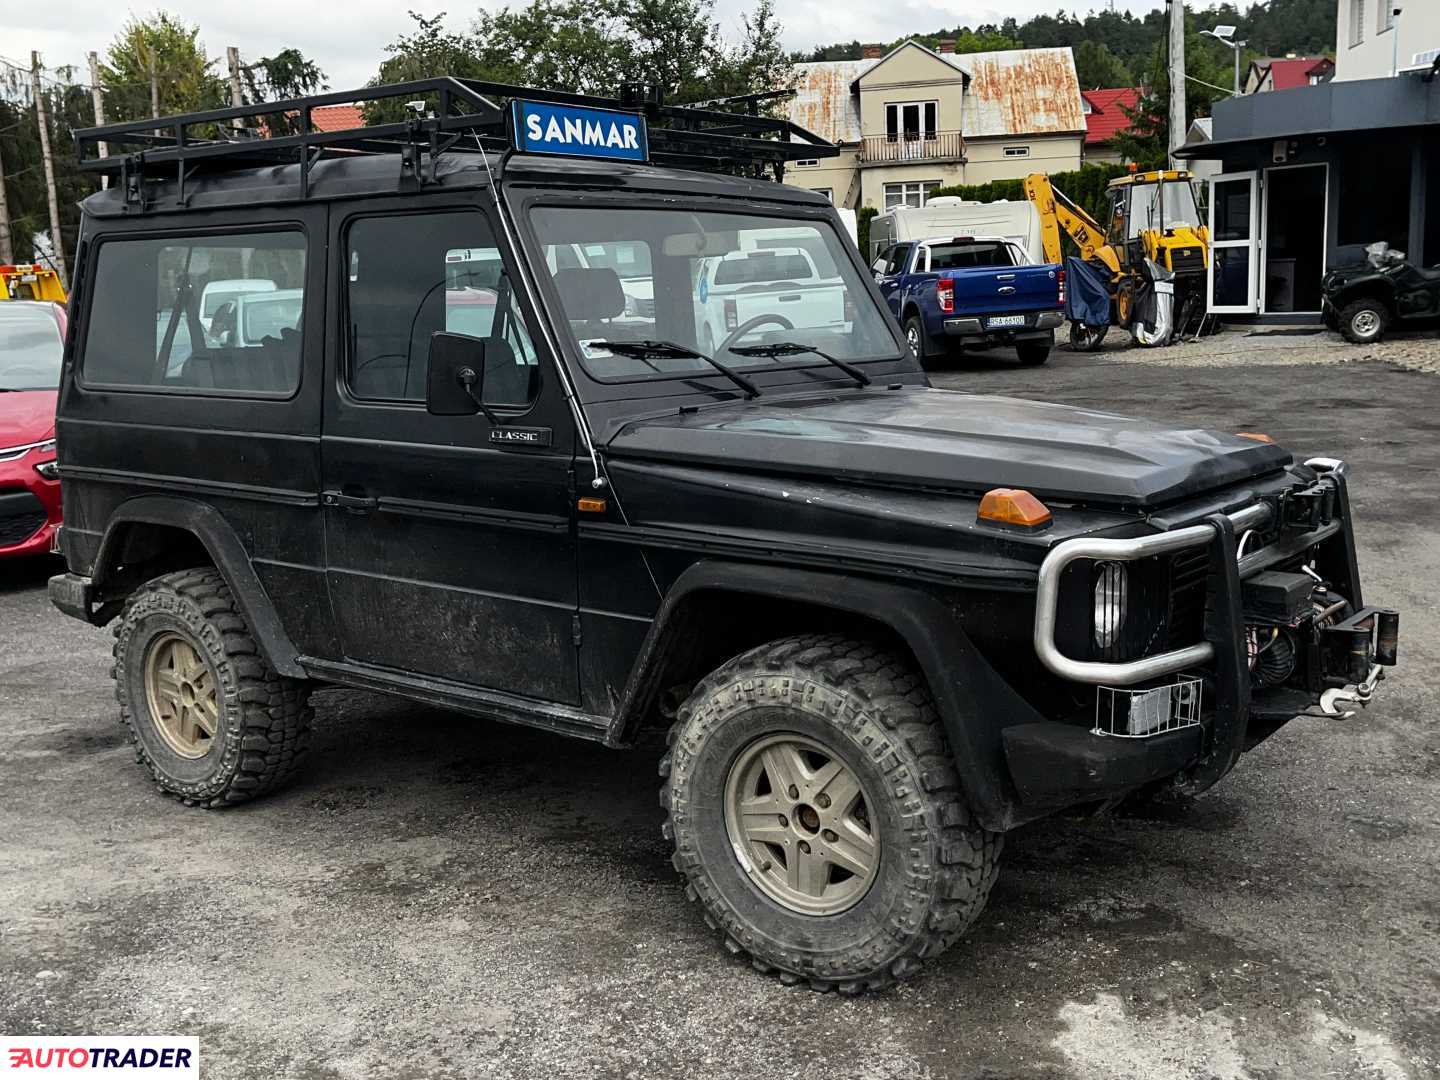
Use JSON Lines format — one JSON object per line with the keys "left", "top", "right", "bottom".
{"left": 605, "top": 386, "right": 1292, "bottom": 510}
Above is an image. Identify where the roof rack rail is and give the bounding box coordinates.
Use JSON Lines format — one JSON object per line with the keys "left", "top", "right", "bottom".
{"left": 74, "top": 77, "right": 836, "bottom": 206}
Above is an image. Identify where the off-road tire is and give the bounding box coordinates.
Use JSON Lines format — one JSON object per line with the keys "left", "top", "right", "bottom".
{"left": 1016, "top": 342, "right": 1051, "bottom": 366}
{"left": 1337, "top": 299, "right": 1388, "bottom": 345}
{"left": 660, "top": 634, "right": 1002, "bottom": 992}
{"left": 113, "top": 568, "right": 312, "bottom": 807}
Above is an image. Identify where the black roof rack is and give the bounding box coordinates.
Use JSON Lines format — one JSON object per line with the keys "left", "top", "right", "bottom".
{"left": 74, "top": 77, "right": 837, "bottom": 206}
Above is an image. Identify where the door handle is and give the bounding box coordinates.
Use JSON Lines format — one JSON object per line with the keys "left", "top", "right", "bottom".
{"left": 322, "top": 490, "right": 378, "bottom": 514}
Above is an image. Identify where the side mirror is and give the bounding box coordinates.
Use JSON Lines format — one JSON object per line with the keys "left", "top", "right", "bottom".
{"left": 426, "top": 331, "right": 491, "bottom": 418}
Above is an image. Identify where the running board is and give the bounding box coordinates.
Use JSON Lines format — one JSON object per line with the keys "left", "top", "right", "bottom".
{"left": 297, "top": 656, "right": 616, "bottom": 745}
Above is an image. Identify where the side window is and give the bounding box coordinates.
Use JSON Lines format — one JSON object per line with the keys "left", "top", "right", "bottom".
{"left": 346, "top": 212, "right": 540, "bottom": 408}
{"left": 82, "top": 231, "right": 306, "bottom": 395}
{"left": 886, "top": 244, "right": 913, "bottom": 276}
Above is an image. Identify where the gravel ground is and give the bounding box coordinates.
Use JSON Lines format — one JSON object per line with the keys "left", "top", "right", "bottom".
{"left": 2, "top": 330, "right": 1437, "bottom": 1079}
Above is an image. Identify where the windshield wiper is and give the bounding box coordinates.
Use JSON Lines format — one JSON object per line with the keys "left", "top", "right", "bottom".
{"left": 589, "top": 339, "right": 760, "bottom": 399}
{"left": 728, "top": 342, "right": 871, "bottom": 389}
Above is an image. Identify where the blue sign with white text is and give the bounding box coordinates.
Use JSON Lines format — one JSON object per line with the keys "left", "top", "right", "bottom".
{"left": 510, "top": 100, "right": 649, "bottom": 163}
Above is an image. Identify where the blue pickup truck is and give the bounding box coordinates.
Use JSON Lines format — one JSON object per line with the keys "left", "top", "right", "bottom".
{"left": 871, "top": 236, "right": 1065, "bottom": 368}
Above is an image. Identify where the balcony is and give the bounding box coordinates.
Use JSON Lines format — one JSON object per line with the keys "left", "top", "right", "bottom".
{"left": 858, "top": 131, "right": 967, "bottom": 166}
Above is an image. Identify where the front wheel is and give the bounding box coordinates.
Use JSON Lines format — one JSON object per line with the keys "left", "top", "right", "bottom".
{"left": 1069, "top": 322, "right": 1108, "bottom": 352}
{"left": 1338, "top": 299, "right": 1389, "bottom": 345}
{"left": 660, "top": 635, "right": 1001, "bottom": 992}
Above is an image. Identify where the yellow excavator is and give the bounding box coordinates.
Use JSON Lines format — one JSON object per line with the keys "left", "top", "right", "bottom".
{"left": 1024, "top": 170, "right": 1209, "bottom": 346}
{"left": 1, "top": 263, "right": 67, "bottom": 303}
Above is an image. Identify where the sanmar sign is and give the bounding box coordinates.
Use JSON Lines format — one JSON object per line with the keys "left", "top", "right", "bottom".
{"left": 510, "top": 100, "right": 649, "bottom": 163}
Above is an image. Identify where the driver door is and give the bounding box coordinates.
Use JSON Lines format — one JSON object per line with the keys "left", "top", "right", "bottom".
{"left": 320, "top": 199, "right": 581, "bottom": 703}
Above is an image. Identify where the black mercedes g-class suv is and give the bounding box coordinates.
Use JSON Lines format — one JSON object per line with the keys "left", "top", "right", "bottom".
{"left": 50, "top": 79, "right": 1399, "bottom": 992}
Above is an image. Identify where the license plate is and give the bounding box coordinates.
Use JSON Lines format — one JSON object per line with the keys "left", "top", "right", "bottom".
{"left": 987, "top": 314, "right": 1026, "bottom": 328}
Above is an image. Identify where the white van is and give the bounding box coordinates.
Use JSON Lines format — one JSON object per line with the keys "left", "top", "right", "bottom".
{"left": 867, "top": 197, "right": 1046, "bottom": 265}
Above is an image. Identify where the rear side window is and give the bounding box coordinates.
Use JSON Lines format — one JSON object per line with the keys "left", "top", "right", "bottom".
{"left": 928, "top": 242, "right": 1015, "bottom": 270}
{"left": 82, "top": 231, "right": 307, "bottom": 395}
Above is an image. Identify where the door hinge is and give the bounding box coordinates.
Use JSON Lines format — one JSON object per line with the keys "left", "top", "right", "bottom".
{"left": 571, "top": 614, "right": 583, "bottom": 647}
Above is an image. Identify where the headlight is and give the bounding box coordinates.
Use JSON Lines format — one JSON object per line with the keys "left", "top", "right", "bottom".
{"left": 1093, "top": 561, "right": 1127, "bottom": 649}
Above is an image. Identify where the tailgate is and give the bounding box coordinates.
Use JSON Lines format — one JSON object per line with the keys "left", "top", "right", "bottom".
{"left": 948, "top": 265, "right": 1060, "bottom": 317}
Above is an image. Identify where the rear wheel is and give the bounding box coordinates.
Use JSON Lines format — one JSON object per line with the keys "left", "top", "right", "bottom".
{"left": 1338, "top": 299, "right": 1388, "bottom": 345}
{"left": 1016, "top": 342, "right": 1051, "bottom": 366}
{"left": 114, "top": 568, "right": 312, "bottom": 807}
{"left": 660, "top": 634, "right": 1002, "bottom": 992}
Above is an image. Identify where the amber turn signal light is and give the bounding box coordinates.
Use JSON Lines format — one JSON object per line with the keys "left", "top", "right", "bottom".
{"left": 1235, "top": 431, "right": 1275, "bottom": 443}
{"left": 977, "top": 488, "right": 1052, "bottom": 528}
{"left": 577, "top": 496, "right": 607, "bottom": 513}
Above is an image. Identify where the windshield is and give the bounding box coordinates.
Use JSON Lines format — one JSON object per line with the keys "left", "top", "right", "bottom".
{"left": 528, "top": 206, "right": 897, "bottom": 383}
{"left": 0, "top": 307, "right": 64, "bottom": 390}
{"left": 1128, "top": 180, "right": 1204, "bottom": 239}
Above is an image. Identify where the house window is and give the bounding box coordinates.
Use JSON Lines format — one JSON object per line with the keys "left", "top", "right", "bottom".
{"left": 883, "top": 181, "right": 941, "bottom": 210}
{"left": 793, "top": 159, "right": 819, "bottom": 168}
{"left": 886, "top": 101, "right": 938, "bottom": 142}
{"left": 1003, "top": 146, "right": 1030, "bottom": 158}
{"left": 810, "top": 188, "right": 834, "bottom": 203}
{"left": 1351, "top": 0, "right": 1366, "bottom": 46}
{"left": 1379, "top": 1, "right": 1395, "bottom": 32}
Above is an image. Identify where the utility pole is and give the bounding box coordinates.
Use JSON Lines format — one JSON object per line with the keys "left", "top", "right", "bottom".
{"left": 0, "top": 140, "right": 13, "bottom": 264}
{"left": 149, "top": 50, "right": 161, "bottom": 135}
{"left": 1167, "top": 0, "right": 1186, "bottom": 168}
{"left": 88, "top": 51, "right": 109, "bottom": 190}
{"left": 227, "top": 47, "right": 245, "bottom": 134}
{"left": 30, "top": 52, "right": 67, "bottom": 289}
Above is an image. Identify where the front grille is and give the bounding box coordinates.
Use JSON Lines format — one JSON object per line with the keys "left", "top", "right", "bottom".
{"left": 0, "top": 489, "right": 47, "bottom": 548}
{"left": 1170, "top": 247, "right": 1205, "bottom": 274}
{"left": 1167, "top": 547, "right": 1211, "bottom": 649}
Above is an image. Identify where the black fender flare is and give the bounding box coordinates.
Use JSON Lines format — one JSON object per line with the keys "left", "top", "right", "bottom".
{"left": 91, "top": 495, "right": 305, "bottom": 678}
{"left": 612, "top": 560, "right": 1042, "bottom": 832}
{"left": 1331, "top": 280, "right": 1396, "bottom": 311}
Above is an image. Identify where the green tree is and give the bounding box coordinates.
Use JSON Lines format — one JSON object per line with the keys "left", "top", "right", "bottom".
{"left": 99, "top": 13, "right": 227, "bottom": 122}
{"left": 1073, "top": 40, "right": 1132, "bottom": 89}
{"left": 704, "top": 0, "right": 796, "bottom": 106}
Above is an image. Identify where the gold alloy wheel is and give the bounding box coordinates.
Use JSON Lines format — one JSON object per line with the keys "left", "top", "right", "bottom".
{"left": 143, "top": 632, "right": 220, "bottom": 759}
{"left": 723, "top": 733, "right": 879, "bottom": 916}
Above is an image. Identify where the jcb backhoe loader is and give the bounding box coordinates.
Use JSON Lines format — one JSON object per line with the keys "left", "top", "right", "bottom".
{"left": 1024, "top": 170, "right": 1209, "bottom": 346}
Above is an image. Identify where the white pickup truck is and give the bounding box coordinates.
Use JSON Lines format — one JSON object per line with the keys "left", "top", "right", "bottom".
{"left": 694, "top": 245, "right": 849, "bottom": 356}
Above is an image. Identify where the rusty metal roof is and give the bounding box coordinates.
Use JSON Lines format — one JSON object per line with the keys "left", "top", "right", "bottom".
{"left": 791, "top": 44, "right": 1085, "bottom": 144}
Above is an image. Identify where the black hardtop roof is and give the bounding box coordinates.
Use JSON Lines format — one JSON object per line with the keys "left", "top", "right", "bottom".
{"left": 79, "top": 147, "right": 835, "bottom": 219}
{"left": 74, "top": 76, "right": 837, "bottom": 218}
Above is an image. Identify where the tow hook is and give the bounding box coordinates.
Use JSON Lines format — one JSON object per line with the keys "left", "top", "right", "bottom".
{"left": 1318, "top": 664, "right": 1384, "bottom": 719}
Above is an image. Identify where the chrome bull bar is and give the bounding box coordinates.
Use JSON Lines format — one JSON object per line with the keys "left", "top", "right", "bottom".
{"left": 1033, "top": 501, "right": 1272, "bottom": 686}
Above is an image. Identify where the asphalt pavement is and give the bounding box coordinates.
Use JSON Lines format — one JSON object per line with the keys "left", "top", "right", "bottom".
{"left": 2, "top": 332, "right": 1437, "bottom": 1079}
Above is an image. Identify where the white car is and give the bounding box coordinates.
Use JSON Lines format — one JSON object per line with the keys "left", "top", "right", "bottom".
{"left": 198, "top": 278, "right": 276, "bottom": 334}
{"left": 694, "top": 246, "right": 847, "bottom": 355}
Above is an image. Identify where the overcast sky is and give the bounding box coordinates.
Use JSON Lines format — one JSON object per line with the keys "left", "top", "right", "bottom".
{"left": 12, "top": 0, "right": 1191, "bottom": 92}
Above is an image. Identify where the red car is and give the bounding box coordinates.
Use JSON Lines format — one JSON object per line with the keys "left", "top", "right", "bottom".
{"left": 0, "top": 301, "right": 65, "bottom": 559}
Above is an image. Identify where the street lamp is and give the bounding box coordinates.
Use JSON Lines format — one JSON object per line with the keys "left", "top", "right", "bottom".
{"left": 1201, "top": 25, "right": 1248, "bottom": 96}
